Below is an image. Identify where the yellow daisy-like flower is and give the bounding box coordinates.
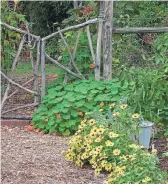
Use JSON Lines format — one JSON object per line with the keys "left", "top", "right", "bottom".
{"left": 100, "top": 102, "right": 105, "bottom": 106}
{"left": 132, "top": 113, "right": 140, "bottom": 118}
{"left": 89, "top": 119, "right": 96, "bottom": 125}
{"left": 108, "top": 177, "right": 117, "bottom": 183}
{"left": 113, "top": 149, "right": 121, "bottom": 156}
{"left": 95, "top": 137, "right": 102, "bottom": 143}
{"left": 129, "top": 144, "right": 141, "bottom": 149}
{"left": 120, "top": 104, "right": 128, "bottom": 109}
{"left": 113, "top": 112, "right": 120, "bottom": 117}
{"left": 99, "top": 109, "right": 104, "bottom": 112}
{"left": 152, "top": 149, "right": 157, "bottom": 154}
{"left": 104, "top": 163, "right": 113, "bottom": 171}
{"left": 105, "top": 140, "right": 114, "bottom": 147}
{"left": 142, "top": 177, "right": 151, "bottom": 183}
{"left": 109, "top": 132, "right": 119, "bottom": 138}
{"left": 120, "top": 155, "right": 129, "bottom": 161}
{"left": 97, "top": 128, "right": 106, "bottom": 135}
{"left": 109, "top": 103, "right": 115, "bottom": 109}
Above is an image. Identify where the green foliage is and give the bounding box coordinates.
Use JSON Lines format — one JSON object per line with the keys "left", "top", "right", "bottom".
{"left": 63, "top": 112, "right": 168, "bottom": 183}
{"left": 152, "top": 33, "right": 168, "bottom": 64}
{"left": 1, "top": 1, "right": 26, "bottom": 74}
{"left": 31, "top": 79, "right": 129, "bottom": 135}
{"left": 118, "top": 66, "right": 168, "bottom": 123}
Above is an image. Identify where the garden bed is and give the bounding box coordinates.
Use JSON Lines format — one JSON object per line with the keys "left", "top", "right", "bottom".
{"left": 1, "top": 126, "right": 168, "bottom": 184}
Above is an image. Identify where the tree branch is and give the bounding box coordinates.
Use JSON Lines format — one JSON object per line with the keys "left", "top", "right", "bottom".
{"left": 1, "top": 103, "right": 39, "bottom": 115}
{"left": 42, "top": 18, "right": 105, "bottom": 41}
{"left": 58, "top": 28, "right": 84, "bottom": 79}
{"left": 45, "top": 53, "right": 83, "bottom": 79}
{"left": 86, "top": 25, "right": 95, "bottom": 64}
{"left": 0, "top": 21, "right": 40, "bottom": 40}
{"left": 0, "top": 71, "right": 38, "bottom": 95}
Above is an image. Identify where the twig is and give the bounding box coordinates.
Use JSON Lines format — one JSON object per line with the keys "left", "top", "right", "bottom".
{"left": 45, "top": 53, "right": 82, "bottom": 79}
{"left": 58, "top": 28, "right": 84, "bottom": 79}
{"left": 6, "top": 78, "right": 34, "bottom": 100}
{"left": 63, "top": 29, "right": 82, "bottom": 85}
{"left": 1, "top": 114, "right": 32, "bottom": 120}
{"left": 1, "top": 37, "right": 25, "bottom": 110}
{"left": 42, "top": 18, "right": 105, "bottom": 41}
{"left": 0, "top": 71, "right": 38, "bottom": 95}
{"left": 0, "top": 21, "right": 40, "bottom": 40}
{"left": 86, "top": 25, "right": 95, "bottom": 64}
{"left": 1, "top": 103, "right": 39, "bottom": 115}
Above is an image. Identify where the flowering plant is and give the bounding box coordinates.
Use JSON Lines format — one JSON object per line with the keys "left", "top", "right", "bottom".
{"left": 63, "top": 107, "right": 168, "bottom": 183}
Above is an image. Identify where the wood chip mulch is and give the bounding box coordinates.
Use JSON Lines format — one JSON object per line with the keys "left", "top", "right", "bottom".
{"left": 1, "top": 126, "right": 107, "bottom": 184}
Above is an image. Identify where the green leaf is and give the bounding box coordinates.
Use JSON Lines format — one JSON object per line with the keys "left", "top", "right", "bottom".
{"left": 75, "top": 100, "right": 85, "bottom": 107}
{"left": 64, "top": 85, "right": 74, "bottom": 91}
{"left": 84, "top": 103, "right": 93, "bottom": 110}
{"left": 59, "top": 127, "right": 65, "bottom": 132}
{"left": 71, "top": 109, "right": 78, "bottom": 117}
{"left": 62, "top": 129, "right": 71, "bottom": 136}
{"left": 62, "top": 114, "right": 71, "bottom": 120}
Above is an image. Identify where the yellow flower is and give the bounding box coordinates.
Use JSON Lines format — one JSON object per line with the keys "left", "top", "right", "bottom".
{"left": 120, "top": 155, "right": 129, "bottom": 161}
{"left": 109, "top": 132, "right": 119, "bottom": 138}
{"left": 100, "top": 102, "right": 105, "bottom": 106}
{"left": 113, "top": 149, "right": 121, "bottom": 156}
{"left": 89, "top": 119, "right": 96, "bottom": 125}
{"left": 113, "top": 112, "right": 120, "bottom": 117}
{"left": 142, "top": 177, "right": 151, "bottom": 183}
{"left": 158, "top": 122, "right": 164, "bottom": 126}
{"left": 129, "top": 144, "right": 141, "bottom": 149}
{"left": 105, "top": 140, "right": 114, "bottom": 147}
{"left": 132, "top": 113, "right": 140, "bottom": 118}
{"left": 95, "top": 168, "right": 101, "bottom": 175}
{"left": 101, "top": 160, "right": 108, "bottom": 167}
{"left": 152, "top": 149, "right": 157, "bottom": 154}
{"left": 108, "top": 177, "right": 117, "bottom": 182}
{"left": 97, "top": 128, "right": 105, "bottom": 135}
{"left": 95, "top": 137, "right": 102, "bottom": 143}
{"left": 104, "top": 163, "right": 113, "bottom": 171}
{"left": 120, "top": 104, "right": 128, "bottom": 109}
{"left": 109, "top": 103, "right": 115, "bottom": 109}
{"left": 99, "top": 109, "right": 104, "bottom": 112}
{"left": 90, "top": 132, "right": 96, "bottom": 138}
{"left": 135, "top": 182, "right": 140, "bottom": 184}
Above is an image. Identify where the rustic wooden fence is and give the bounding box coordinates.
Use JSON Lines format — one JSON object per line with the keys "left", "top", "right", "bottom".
{"left": 1, "top": 1, "right": 168, "bottom": 119}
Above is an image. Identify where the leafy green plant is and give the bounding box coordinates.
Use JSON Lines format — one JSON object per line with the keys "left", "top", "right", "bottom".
{"left": 117, "top": 66, "right": 168, "bottom": 124}
{"left": 63, "top": 111, "right": 168, "bottom": 183}
{"left": 31, "top": 79, "right": 129, "bottom": 135}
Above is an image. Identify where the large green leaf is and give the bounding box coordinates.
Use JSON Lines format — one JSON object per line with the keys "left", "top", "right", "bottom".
{"left": 71, "top": 109, "right": 78, "bottom": 117}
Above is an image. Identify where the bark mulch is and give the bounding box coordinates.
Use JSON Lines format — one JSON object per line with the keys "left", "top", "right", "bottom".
{"left": 1, "top": 126, "right": 107, "bottom": 184}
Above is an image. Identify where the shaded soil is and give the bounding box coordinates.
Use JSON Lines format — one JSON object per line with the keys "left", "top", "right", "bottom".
{"left": 1, "top": 126, "right": 107, "bottom": 184}
{"left": 154, "top": 135, "right": 168, "bottom": 172}
{"left": 2, "top": 74, "right": 58, "bottom": 116}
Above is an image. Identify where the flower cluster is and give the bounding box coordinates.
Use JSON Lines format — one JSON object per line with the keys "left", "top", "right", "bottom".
{"left": 63, "top": 109, "right": 168, "bottom": 183}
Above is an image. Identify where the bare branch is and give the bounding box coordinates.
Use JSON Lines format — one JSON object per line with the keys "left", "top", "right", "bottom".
{"left": 1, "top": 103, "right": 39, "bottom": 115}
{"left": 0, "top": 71, "right": 38, "bottom": 95}
{"left": 42, "top": 18, "right": 105, "bottom": 41}
{"left": 45, "top": 53, "right": 83, "bottom": 79}
{"left": 86, "top": 26, "right": 95, "bottom": 64}
{"left": 0, "top": 21, "right": 40, "bottom": 40}
{"left": 58, "top": 28, "right": 84, "bottom": 79}
{"left": 63, "top": 29, "right": 82, "bottom": 85}
{"left": 6, "top": 78, "right": 34, "bottom": 100}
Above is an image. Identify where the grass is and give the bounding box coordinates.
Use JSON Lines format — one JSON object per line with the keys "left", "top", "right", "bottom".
{"left": 14, "top": 62, "right": 64, "bottom": 76}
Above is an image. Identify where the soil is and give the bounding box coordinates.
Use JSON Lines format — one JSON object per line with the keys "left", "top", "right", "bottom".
{"left": 1, "top": 126, "right": 107, "bottom": 184}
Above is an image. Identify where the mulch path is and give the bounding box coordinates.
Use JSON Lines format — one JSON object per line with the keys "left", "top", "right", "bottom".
{"left": 1, "top": 126, "right": 107, "bottom": 184}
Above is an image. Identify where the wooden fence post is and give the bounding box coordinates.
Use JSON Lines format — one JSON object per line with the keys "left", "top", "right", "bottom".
{"left": 103, "top": 1, "right": 113, "bottom": 80}
{"left": 41, "top": 40, "right": 46, "bottom": 101}
{"left": 95, "top": 1, "right": 104, "bottom": 81}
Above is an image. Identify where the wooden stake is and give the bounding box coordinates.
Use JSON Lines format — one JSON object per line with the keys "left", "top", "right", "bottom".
{"left": 41, "top": 40, "right": 46, "bottom": 101}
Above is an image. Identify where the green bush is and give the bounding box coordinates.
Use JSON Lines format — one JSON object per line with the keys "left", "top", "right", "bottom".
{"left": 117, "top": 66, "right": 168, "bottom": 124}
{"left": 63, "top": 109, "right": 168, "bottom": 183}
{"left": 31, "top": 79, "right": 129, "bottom": 135}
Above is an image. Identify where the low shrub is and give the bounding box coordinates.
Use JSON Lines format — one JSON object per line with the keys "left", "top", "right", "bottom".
{"left": 63, "top": 106, "right": 168, "bottom": 183}
{"left": 31, "top": 79, "right": 129, "bottom": 135}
